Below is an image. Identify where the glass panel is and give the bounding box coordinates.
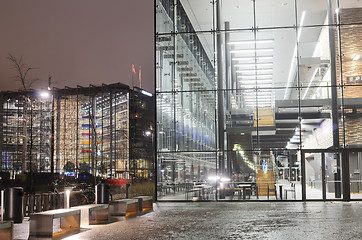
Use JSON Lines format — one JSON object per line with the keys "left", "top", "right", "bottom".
{"left": 157, "top": 152, "right": 217, "bottom": 200}
{"left": 226, "top": 89, "right": 256, "bottom": 151}
{"left": 175, "top": 33, "right": 215, "bottom": 91}
{"left": 325, "top": 152, "right": 343, "bottom": 200}
{"left": 298, "top": 26, "right": 332, "bottom": 90}
{"left": 340, "top": 24, "right": 362, "bottom": 93}
{"left": 253, "top": 150, "right": 280, "bottom": 201}
{"left": 156, "top": 34, "right": 175, "bottom": 92}
{"left": 156, "top": 92, "right": 175, "bottom": 152}
{"left": 176, "top": 91, "right": 216, "bottom": 152}
{"left": 156, "top": 0, "right": 175, "bottom": 34}
{"left": 272, "top": 87, "right": 301, "bottom": 150}
{"left": 254, "top": 29, "right": 296, "bottom": 89}
{"left": 218, "top": 150, "right": 258, "bottom": 201}
{"left": 276, "top": 150, "right": 302, "bottom": 200}
{"left": 342, "top": 87, "right": 362, "bottom": 148}
{"left": 340, "top": 24, "right": 362, "bottom": 148}
{"left": 297, "top": 25, "right": 340, "bottom": 150}
{"left": 305, "top": 152, "right": 323, "bottom": 199}
{"left": 256, "top": 0, "right": 295, "bottom": 28}
{"left": 221, "top": 0, "right": 254, "bottom": 30}
{"left": 338, "top": 3, "right": 362, "bottom": 25}
{"left": 349, "top": 151, "right": 362, "bottom": 199}
{"left": 300, "top": 86, "right": 334, "bottom": 150}
{"left": 297, "top": 0, "right": 330, "bottom": 27}
{"left": 179, "top": 0, "right": 213, "bottom": 32}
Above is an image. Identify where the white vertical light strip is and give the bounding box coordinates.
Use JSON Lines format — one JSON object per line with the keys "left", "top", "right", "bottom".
{"left": 297, "top": 11, "right": 306, "bottom": 42}
{"left": 302, "top": 68, "right": 319, "bottom": 99}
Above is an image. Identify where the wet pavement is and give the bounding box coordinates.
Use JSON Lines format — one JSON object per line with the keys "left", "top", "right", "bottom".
{"left": 15, "top": 202, "right": 362, "bottom": 240}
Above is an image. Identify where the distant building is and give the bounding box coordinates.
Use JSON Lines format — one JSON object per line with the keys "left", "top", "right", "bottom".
{"left": 0, "top": 83, "right": 154, "bottom": 182}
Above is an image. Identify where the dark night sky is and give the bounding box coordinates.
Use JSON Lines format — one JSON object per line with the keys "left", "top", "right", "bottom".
{"left": 0, "top": 0, "right": 154, "bottom": 93}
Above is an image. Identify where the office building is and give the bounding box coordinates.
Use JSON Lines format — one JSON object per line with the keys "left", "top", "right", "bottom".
{"left": 155, "top": 0, "right": 362, "bottom": 201}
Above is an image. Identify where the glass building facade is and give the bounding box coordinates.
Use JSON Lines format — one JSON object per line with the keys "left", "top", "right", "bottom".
{"left": 155, "top": 0, "right": 362, "bottom": 201}
{"left": 0, "top": 84, "right": 154, "bottom": 190}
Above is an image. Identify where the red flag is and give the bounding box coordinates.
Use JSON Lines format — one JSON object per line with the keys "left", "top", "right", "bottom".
{"left": 132, "top": 64, "right": 136, "bottom": 74}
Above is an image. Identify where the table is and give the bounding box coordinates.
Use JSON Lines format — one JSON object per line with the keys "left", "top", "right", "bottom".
{"left": 237, "top": 184, "right": 252, "bottom": 200}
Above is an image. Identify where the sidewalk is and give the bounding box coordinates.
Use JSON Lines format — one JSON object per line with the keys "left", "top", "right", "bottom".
{"left": 14, "top": 201, "right": 362, "bottom": 240}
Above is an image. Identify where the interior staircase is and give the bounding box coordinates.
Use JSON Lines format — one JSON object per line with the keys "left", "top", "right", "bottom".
{"left": 256, "top": 169, "right": 276, "bottom": 196}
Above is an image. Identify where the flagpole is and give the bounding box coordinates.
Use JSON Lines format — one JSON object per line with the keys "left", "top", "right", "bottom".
{"left": 131, "top": 64, "right": 134, "bottom": 89}
{"left": 139, "top": 66, "right": 142, "bottom": 89}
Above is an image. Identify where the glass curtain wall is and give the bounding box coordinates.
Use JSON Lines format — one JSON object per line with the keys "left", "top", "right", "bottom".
{"left": 156, "top": 0, "right": 362, "bottom": 201}
{"left": 0, "top": 92, "right": 52, "bottom": 177}
{"left": 53, "top": 86, "right": 130, "bottom": 179}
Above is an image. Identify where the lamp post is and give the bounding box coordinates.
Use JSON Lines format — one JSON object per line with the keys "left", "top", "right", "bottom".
{"left": 144, "top": 130, "right": 154, "bottom": 181}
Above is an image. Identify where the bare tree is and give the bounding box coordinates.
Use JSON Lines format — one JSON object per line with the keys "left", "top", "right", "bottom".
{"left": 7, "top": 53, "right": 40, "bottom": 92}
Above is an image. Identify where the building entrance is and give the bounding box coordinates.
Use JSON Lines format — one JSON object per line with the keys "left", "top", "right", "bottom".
{"left": 302, "top": 151, "right": 343, "bottom": 200}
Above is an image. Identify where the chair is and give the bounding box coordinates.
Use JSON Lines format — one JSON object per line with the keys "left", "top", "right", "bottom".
{"left": 284, "top": 183, "right": 296, "bottom": 200}
{"left": 267, "top": 183, "right": 277, "bottom": 200}
{"left": 251, "top": 183, "right": 259, "bottom": 199}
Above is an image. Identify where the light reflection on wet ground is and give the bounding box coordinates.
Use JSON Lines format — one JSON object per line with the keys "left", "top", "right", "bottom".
{"left": 14, "top": 202, "right": 362, "bottom": 240}
{"left": 62, "top": 202, "right": 362, "bottom": 240}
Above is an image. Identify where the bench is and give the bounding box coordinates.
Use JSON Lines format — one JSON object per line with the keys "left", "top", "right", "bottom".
{"left": 0, "top": 221, "right": 13, "bottom": 240}
{"left": 72, "top": 204, "right": 108, "bottom": 226}
{"left": 108, "top": 199, "right": 139, "bottom": 221}
{"left": 133, "top": 196, "right": 153, "bottom": 214}
{"left": 284, "top": 183, "right": 296, "bottom": 200}
{"left": 29, "top": 208, "right": 80, "bottom": 239}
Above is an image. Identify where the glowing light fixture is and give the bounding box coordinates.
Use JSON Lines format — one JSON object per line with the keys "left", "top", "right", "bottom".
{"left": 230, "top": 49, "right": 274, "bottom": 54}
{"left": 236, "top": 69, "right": 273, "bottom": 74}
{"left": 353, "top": 54, "right": 360, "bottom": 61}
{"left": 234, "top": 63, "right": 273, "bottom": 68}
{"left": 39, "top": 90, "right": 50, "bottom": 98}
{"left": 228, "top": 39, "right": 274, "bottom": 45}
{"left": 232, "top": 56, "right": 274, "bottom": 61}
{"left": 238, "top": 74, "right": 273, "bottom": 79}
{"left": 297, "top": 11, "right": 306, "bottom": 42}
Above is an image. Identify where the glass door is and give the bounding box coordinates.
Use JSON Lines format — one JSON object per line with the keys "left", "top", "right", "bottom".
{"left": 304, "top": 152, "right": 323, "bottom": 200}
{"left": 303, "top": 151, "right": 343, "bottom": 200}
{"left": 324, "top": 152, "right": 343, "bottom": 200}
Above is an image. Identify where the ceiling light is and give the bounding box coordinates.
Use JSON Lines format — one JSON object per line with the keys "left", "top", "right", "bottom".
{"left": 232, "top": 56, "right": 274, "bottom": 61}
{"left": 244, "top": 95, "right": 273, "bottom": 98}
{"left": 239, "top": 79, "right": 272, "bottom": 83}
{"left": 230, "top": 49, "right": 274, "bottom": 54}
{"left": 240, "top": 82, "right": 273, "bottom": 87}
{"left": 353, "top": 54, "right": 360, "bottom": 61}
{"left": 228, "top": 39, "right": 274, "bottom": 45}
{"left": 238, "top": 74, "right": 273, "bottom": 79}
{"left": 236, "top": 69, "right": 273, "bottom": 74}
{"left": 244, "top": 99, "right": 272, "bottom": 103}
{"left": 234, "top": 63, "right": 273, "bottom": 68}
